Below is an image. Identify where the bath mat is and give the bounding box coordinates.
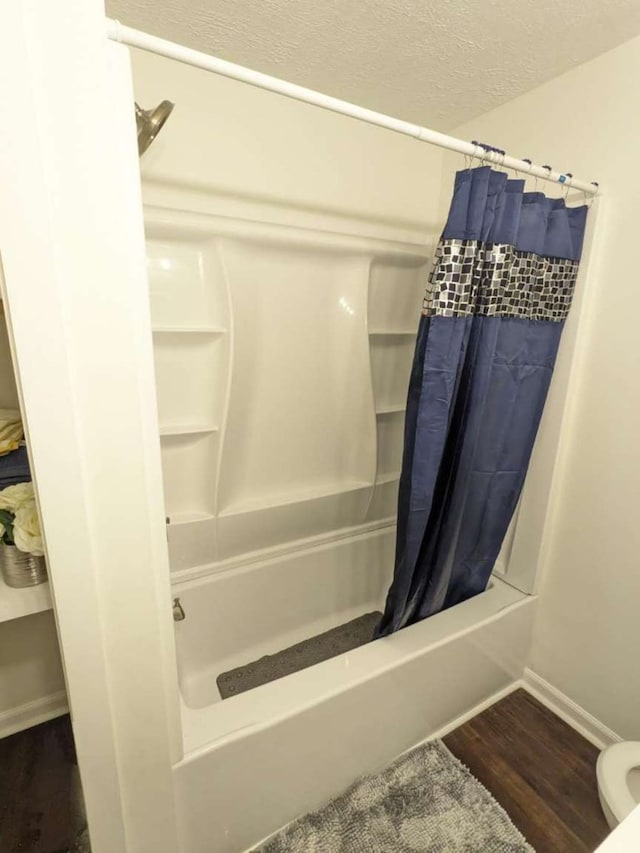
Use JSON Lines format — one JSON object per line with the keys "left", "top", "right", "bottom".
{"left": 253, "top": 740, "right": 534, "bottom": 853}
{"left": 217, "top": 611, "right": 381, "bottom": 699}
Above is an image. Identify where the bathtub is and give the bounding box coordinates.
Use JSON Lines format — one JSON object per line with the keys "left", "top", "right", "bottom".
{"left": 171, "top": 525, "right": 536, "bottom": 853}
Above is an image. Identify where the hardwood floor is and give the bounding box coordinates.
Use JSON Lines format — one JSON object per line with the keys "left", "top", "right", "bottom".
{"left": 444, "top": 689, "right": 610, "bottom": 853}
{"left": 0, "top": 714, "right": 89, "bottom": 853}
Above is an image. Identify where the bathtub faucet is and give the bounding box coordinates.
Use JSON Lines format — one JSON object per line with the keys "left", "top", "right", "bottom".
{"left": 173, "top": 597, "right": 186, "bottom": 622}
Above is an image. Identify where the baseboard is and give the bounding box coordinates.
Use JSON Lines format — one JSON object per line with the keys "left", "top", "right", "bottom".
{"left": 428, "top": 671, "right": 622, "bottom": 751}
{"left": 0, "top": 690, "right": 68, "bottom": 739}
{"left": 522, "top": 668, "right": 621, "bottom": 750}
{"left": 430, "top": 681, "right": 522, "bottom": 741}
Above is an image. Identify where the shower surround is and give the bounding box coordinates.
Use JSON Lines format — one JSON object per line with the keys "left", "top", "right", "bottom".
{"left": 146, "top": 205, "right": 427, "bottom": 570}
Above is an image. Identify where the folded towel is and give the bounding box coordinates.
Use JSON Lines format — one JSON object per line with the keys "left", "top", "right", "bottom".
{"left": 0, "top": 446, "right": 31, "bottom": 489}
{"left": 0, "top": 409, "right": 24, "bottom": 457}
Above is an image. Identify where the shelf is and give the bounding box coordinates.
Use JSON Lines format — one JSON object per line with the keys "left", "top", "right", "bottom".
{"left": 219, "top": 480, "right": 372, "bottom": 517}
{"left": 159, "top": 424, "right": 219, "bottom": 437}
{"left": 166, "top": 512, "right": 215, "bottom": 526}
{"left": 0, "top": 575, "right": 52, "bottom": 624}
{"left": 152, "top": 327, "right": 227, "bottom": 335}
{"left": 368, "top": 329, "right": 416, "bottom": 336}
{"left": 375, "top": 405, "right": 405, "bottom": 416}
{"left": 375, "top": 472, "right": 401, "bottom": 485}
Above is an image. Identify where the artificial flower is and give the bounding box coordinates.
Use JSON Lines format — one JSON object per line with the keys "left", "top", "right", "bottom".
{"left": 0, "top": 482, "right": 34, "bottom": 512}
{"left": 13, "top": 499, "right": 44, "bottom": 556}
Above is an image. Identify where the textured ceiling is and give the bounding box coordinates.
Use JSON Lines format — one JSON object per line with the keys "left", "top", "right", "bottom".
{"left": 107, "top": 0, "right": 640, "bottom": 129}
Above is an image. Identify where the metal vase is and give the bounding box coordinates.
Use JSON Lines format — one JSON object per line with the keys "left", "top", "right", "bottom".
{"left": 0, "top": 543, "right": 47, "bottom": 588}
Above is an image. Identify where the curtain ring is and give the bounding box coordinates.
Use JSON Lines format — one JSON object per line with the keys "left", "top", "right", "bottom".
{"left": 468, "top": 140, "right": 481, "bottom": 170}
{"left": 563, "top": 172, "right": 573, "bottom": 201}
{"left": 521, "top": 158, "right": 533, "bottom": 188}
{"left": 473, "top": 142, "right": 489, "bottom": 167}
{"left": 524, "top": 158, "right": 539, "bottom": 191}
{"left": 464, "top": 142, "right": 474, "bottom": 170}
{"left": 511, "top": 155, "right": 523, "bottom": 179}
{"left": 583, "top": 182, "right": 598, "bottom": 208}
{"left": 489, "top": 146, "right": 504, "bottom": 170}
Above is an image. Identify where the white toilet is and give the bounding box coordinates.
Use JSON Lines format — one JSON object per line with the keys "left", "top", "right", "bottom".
{"left": 597, "top": 742, "right": 640, "bottom": 829}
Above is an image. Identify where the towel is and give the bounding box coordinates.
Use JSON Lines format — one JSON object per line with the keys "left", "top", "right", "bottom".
{"left": 0, "top": 409, "right": 23, "bottom": 457}
{"left": 0, "top": 446, "right": 31, "bottom": 489}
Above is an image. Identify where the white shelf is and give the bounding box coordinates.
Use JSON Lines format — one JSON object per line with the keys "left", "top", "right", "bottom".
{"left": 219, "top": 480, "right": 372, "bottom": 517}
{"left": 166, "top": 512, "right": 215, "bottom": 526}
{"left": 159, "top": 424, "right": 219, "bottom": 437}
{"left": 375, "top": 472, "right": 401, "bottom": 485}
{"left": 0, "top": 575, "right": 52, "bottom": 624}
{"left": 152, "top": 326, "right": 227, "bottom": 335}
{"left": 368, "top": 329, "right": 416, "bottom": 336}
{"left": 375, "top": 405, "right": 405, "bottom": 416}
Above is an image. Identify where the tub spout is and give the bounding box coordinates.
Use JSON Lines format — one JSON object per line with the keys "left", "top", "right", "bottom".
{"left": 173, "top": 597, "right": 185, "bottom": 622}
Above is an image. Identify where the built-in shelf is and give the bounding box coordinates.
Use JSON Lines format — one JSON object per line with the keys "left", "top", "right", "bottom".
{"left": 219, "top": 480, "right": 372, "bottom": 517}
{"left": 159, "top": 424, "right": 219, "bottom": 437}
{"left": 375, "top": 472, "right": 401, "bottom": 485}
{"left": 375, "top": 405, "right": 405, "bottom": 416}
{"left": 166, "top": 511, "right": 215, "bottom": 526}
{"left": 152, "top": 327, "right": 227, "bottom": 335}
{"left": 0, "top": 575, "right": 52, "bottom": 624}
{"left": 368, "top": 329, "right": 416, "bottom": 336}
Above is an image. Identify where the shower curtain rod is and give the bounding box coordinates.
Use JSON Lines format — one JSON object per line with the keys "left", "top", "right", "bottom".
{"left": 107, "top": 18, "right": 599, "bottom": 196}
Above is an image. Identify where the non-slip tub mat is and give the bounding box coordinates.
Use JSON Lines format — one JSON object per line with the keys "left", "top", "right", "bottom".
{"left": 253, "top": 740, "right": 534, "bottom": 852}
{"left": 216, "top": 611, "right": 382, "bottom": 699}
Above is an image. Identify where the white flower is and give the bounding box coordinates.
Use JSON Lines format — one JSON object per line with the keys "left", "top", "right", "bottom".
{"left": 0, "top": 482, "right": 34, "bottom": 512}
{"left": 13, "top": 500, "right": 44, "bottom": 557}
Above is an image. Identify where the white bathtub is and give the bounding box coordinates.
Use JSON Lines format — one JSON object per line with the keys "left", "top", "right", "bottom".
{"left": 171, "top": 527, "right": 536, "bottom": 853}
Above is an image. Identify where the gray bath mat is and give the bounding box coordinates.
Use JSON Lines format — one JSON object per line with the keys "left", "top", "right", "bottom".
{"left": 254, "top": 740, "right": 534, "bottom": 852}
{"left": 217, "top": 611, "right": 381, "bottom": 699}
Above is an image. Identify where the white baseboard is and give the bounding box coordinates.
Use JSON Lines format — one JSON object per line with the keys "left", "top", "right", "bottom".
{"left": 432, "top": 670, "right": 622, "bottom": 752}
{"left": 522, "top": 668, "right": 621, "bottom": 750}
{"left": 0, "top": 690, "right": 68, "bottom": 739}
{"left": 430, "top": 681, "right": 522, "bottom": 741}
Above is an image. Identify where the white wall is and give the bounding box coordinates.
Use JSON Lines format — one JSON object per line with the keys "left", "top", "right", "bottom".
{"left": 0, "top": 613, "right": 65, "bottom": 715}
{"left": 131, "top": 48, "right": 445, "bottom": 241}
{"left": 453, "top": 36, "right": 640, "bottom": 739}
{"left": 0, "top": 302, "right": 19, "bottom": 409}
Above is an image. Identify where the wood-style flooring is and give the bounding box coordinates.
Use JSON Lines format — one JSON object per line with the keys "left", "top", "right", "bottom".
{"left": 0, "top": 714, "right": 89, "bottom": 853}
{"left": 444, "top": 688, "right": 610, "bottom": 852}
{"left": 0, "top": 688, "right": 611, "bottom": 852}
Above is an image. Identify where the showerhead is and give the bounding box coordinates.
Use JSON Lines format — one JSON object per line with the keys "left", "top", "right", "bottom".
{"left": 135, "top": 100, "right": 174, "bottom": 156}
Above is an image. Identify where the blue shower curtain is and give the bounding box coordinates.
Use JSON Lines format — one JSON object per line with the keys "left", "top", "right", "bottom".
{"left": 377, "top": 166, "right": 588, "bottom": 637}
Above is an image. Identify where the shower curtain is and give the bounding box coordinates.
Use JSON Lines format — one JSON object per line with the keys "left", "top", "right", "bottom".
{"left": 377, "top": 165, "right": 588, "bottom": 637}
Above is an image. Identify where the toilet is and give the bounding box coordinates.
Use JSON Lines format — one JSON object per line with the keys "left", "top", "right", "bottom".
{"left": 597, "top": 742, "right": 640, "bottom": 829}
